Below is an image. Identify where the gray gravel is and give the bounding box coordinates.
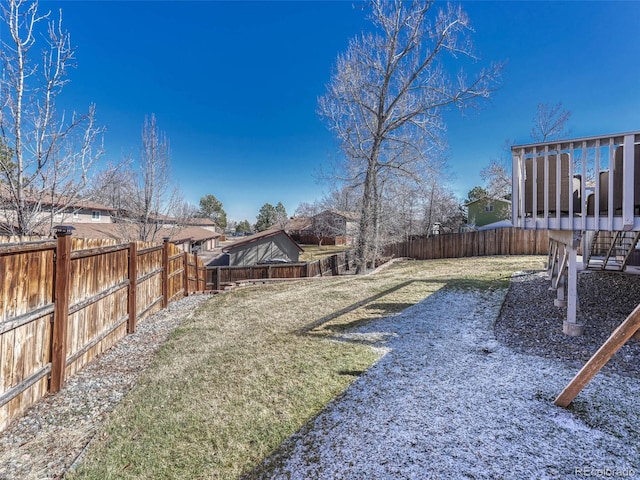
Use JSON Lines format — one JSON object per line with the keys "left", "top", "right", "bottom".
{"left": 255, "top": 283, "right": 640, "bottom": 479}
{"left": 497, "top": 270, "right": 640, "bottom": 377}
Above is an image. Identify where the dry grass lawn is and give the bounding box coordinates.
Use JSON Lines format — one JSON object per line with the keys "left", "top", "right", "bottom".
{"left": 68, "top": 255, "right": 545, "bottom": 480}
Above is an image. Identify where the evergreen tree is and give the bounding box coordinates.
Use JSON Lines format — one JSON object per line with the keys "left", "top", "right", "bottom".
{"left": 255, "top": 203, "right": 277, "bottom": 232}
{"left": 235, "top": 220, "right": 252, "bottom": 234}
{"left": 199, "top": 194, "right": 227, "bottom": 229}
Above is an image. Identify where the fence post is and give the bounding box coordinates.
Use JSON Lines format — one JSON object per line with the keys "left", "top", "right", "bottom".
{"left": 162, "top": 237, "right": 170, "bottom": 308}
{"left": 128, "top": 242, "right": 137, "bottom": 333}
{"left": 183, "top": 251, "right": 189, "bottom": 295}
{"left": 50, "top": 226, "right": 73, "bottom": 393}
{"left": 193, "top": 250, "right": 200, "bottom": 292}
{"left": 215, "top": 266, "right": 220, "bottom": 291}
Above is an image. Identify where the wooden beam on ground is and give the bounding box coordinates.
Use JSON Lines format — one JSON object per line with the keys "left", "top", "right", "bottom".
{"left": 555, "top": 302, "right": 640, "bottom": 407}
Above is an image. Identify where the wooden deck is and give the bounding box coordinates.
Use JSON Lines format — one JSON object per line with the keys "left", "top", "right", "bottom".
{"left": 510, "top": 131, "right": 640, "bottom": 331}
{"left": 511, "top": 131, "right": 640, "bottom": 405}
{"left": 512, "top": 131, "right": 640, "bottom": 232}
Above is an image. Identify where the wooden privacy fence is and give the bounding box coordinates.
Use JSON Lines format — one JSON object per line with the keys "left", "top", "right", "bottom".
{"left": 0, "top": 233, "right": 206, "bottom": 432}
{"left": 384, "top": 228, "right": 549, "bottom": 260}
{"left": 206, "top": 250, "right": 355, "bottom": 289}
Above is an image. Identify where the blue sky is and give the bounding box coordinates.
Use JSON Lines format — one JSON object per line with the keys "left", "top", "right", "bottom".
{"left": 36, "top": 1, "right": 640, "bottom": 222}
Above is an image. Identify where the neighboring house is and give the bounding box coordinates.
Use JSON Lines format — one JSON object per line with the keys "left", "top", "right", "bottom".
{"left": 287, "top": 210, "right": 359, "bottom": 245}
{"left": 0, "top": 191, "right": 115, "bottom": 235}
{"left": 312, "top": 210, "right": 359, "bottom": 245}
{"left": 186, "top": 217, "right": 219, "bottom": 233}
{"left": 51, "top": 199, "right": 115, "bottom": 224}
{"left": 220, "top": 229, "right": 303, "bottom": 266}
{"left": 285, "top": 216, "right": 313, "bottom": 242}
{"left": 465, "top": 197, "right": 511, "bottom": 228}
{"left": 169, "top": 226, "right": 221, "bottom": 253}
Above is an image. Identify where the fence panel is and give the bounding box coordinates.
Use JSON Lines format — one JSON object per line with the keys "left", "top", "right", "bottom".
{"left": 167, "top": 243, "right": 185, "bottom": 303}
{"left": 0, "top": 235, "right": 210, "bottom": 433}
{"left": 0, "top": 242, "right": 56, "bottom": 431}
{"left": 384, "top": 228, "right": 549, "bottom": 260}
{"left": 136, "top": 244, "right": 163, "bottom": 321}
{"left": 65, "top": 242, "right": 129, "bottom": 378}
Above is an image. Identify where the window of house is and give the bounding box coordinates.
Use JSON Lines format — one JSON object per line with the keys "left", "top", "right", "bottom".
{"left": 92, "top": 210, "right": 101, "bottom": 221}
{"left": 485, "top": 205, "right": 494, "bottom": 213}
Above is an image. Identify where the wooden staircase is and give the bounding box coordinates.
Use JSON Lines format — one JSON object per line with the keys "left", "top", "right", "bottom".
{"left": 586, "top": 230, "right": 640, "bottom": 271}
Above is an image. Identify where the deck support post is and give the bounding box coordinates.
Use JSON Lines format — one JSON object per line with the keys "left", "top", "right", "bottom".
{"left": 548, "top": 231, "right": 583, "bottom": 336}
{"left": 552, "top": 242, "right": 567, "bottom": 307}
{"left": 563, "top": 244, "right": 583, "bottom": 335}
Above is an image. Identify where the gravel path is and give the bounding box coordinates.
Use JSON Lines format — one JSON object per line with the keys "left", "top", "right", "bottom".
{"left": 257, "top": 285, "right": 640, "bottom": 479}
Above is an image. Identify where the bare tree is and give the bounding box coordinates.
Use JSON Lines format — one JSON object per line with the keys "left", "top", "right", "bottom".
{"left": 482, "top": 102, "right": 572, "bottom": 200}
{"left": 129, "top": 115, "right": 183, "bottom": 241}
{"left": 0, "top": 0, "right": 104, "bottom": 237}
{"left": 89, "top": 115, "right": 182, "bottom": 242}
{"left": 86, "top": 160, "right": 135, "bottom": 214}
{"left": 319, "top": 0, "right": 502, "bottom": 272}
{"left": 480, "top": 139, "right": 515, "bottom": 200}
{"left": 274, "top": 201, "right": 288, "bottom": 229}
{"left": 531, "top": 102, "right": 572, "bottom": 143}
{"left": 422, "top": 183, "right": 465, "bottom": 234}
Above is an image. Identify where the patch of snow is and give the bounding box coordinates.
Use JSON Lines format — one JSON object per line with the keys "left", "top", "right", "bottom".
{"left": 262, "top": 288, "right": 640, "bottom": 479}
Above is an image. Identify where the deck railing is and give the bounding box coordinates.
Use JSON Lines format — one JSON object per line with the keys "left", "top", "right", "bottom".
{"left": 512, "top": 131, "right": 640, "bottom": 231}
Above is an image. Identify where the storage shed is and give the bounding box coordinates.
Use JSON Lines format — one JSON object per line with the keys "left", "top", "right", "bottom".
{"left": 223, "top": 229, "right": 303, "bottom": 266}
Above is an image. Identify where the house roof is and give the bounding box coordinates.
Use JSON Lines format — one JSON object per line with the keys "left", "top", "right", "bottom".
{"left": 0, "top": 186, "right": 115, "bottom": 213}
{"left": 69, "top": 223, "right": 219, "bottom": 244}
{"left": 186, "top": 217, "right": 217, "bottom": 227}
{"left": 222, "top": 228, "right": 304, "bottom": 253}
{"left": 169, "top": 226, "right": 221, "bottom": 243}
{"left": 477, "top": 220, "right": 513, "bottom": 231}
{"left": 285, "top": 216, "right": 312, "bottom": 231}
{"left": 464, "top": 197, "right": 512, "bottom": 207}
{"left": 68, "top": 223, "right": 131, "bottom": 241}
{"left": 315, "top": 210, "right": 360, "bottom": 221}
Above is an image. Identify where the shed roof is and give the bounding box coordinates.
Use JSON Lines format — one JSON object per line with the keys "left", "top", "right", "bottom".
{"left": 222, "top": 228, "right": 304, "bottom": 253}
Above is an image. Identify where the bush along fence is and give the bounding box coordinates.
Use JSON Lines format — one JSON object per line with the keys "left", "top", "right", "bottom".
{"left": 0, "top": 231, "right": 206, "bottom": 432}
{"left": 383, "top": 228, "right": 549, "bottom": 260}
